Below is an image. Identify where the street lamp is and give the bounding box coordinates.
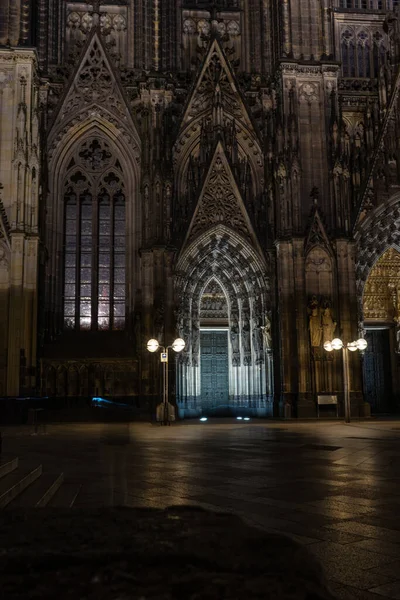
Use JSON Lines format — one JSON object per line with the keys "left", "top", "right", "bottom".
{"left": 147, "top": 337, "right": 185, "bottom": 425}
{"left": 324, "top": 337, "right": 367, "bottom": 424}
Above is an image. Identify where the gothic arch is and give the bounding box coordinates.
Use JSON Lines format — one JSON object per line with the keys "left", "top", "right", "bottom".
{"left": 45, "top": 119, "right": 141, "bottom": 336}
{"left": 175, "top": 224, "right": 272, "bottom": 417}
{"left": 173, "top": 118, "right": 263, "bottom": 199}
{"left": 355, "top": 193, "right": 400, "bottom": 331}
{"left": 355, "top": 193, "right": 400, "bottom": 294}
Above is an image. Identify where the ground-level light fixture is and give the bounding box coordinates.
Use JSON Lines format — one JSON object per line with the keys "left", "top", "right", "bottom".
{"left": 147, "top": 337, "right": 186, "bottom": 425}
{"left": 200, "top": 417, "right": 208, "bottom": 422}
{"left": 324, "top": 337, "right": 368, "bottom": 424}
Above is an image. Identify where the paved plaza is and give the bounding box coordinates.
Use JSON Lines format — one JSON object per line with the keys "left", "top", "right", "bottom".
{"left": 2, "top": 418, "right": 400, "bottom": 599}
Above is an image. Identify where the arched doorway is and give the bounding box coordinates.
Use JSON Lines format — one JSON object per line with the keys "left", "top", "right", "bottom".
{"left": 362, "top": 247, "right": 400, "bottom": 413}
{"left": 199, "top": 279, "right": 230, "bottom": 415}
{"left": 175, "top": 226, "right": 273, "bottom": 418}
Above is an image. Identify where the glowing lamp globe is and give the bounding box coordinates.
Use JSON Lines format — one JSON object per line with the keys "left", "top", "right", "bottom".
{"left": 323, "top": 341, "right": 333, "bottom": 352}
{"left": 331, "top": 338, "right": 343, "bottom": 350}
{"left": 347, "top": 342, "right": 358, "bottom": 352}
{"left": 147, "top": 338, "right": 159, "bottom": 353}
{"left": 356, "top": 338, "right": 368, "bottom": 351}
{"left": 172, "top": 337, "right": 185, "bottom": 352}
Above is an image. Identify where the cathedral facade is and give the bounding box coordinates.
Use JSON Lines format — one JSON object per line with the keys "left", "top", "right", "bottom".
{"left": 1, "top": 0, "right": 400, "bottom": 418}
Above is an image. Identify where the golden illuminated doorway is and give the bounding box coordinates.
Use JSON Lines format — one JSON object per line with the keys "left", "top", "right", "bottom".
{"left": 362, "top": 248, "right": 400, "bottom": 413}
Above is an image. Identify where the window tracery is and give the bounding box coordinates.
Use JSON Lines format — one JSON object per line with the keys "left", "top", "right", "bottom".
{"left": 63, "top": 137, "right": 126, "bottom": 332}
{"left": 337, "top": 1, "right": 398, "bottom": 9}
{"left": 341, "top": 27, "right": 386, "bottom": 79}
{"left": 65, "top": 3, "right": 127, "bottom": 64}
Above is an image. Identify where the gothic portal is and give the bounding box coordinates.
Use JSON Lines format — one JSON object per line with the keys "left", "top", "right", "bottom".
{"left": 2, "top": 1, "right": 400, "bottom": 417}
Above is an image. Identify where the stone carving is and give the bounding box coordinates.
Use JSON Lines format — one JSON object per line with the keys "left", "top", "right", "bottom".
{"left": 78, "top": 138, "right": 112, "bottom": 172}
{"left": 308, "top": 296, "right": 322, "bottom": 347}
{"left": 321, "top": 301, "right": 336, "bottom": 344}
{"left": 230, "top": 313, "right": 240, "bottom": 366}
{"left": 200, "top": 280, "right": 228, "bottom": 319}
{"left": 0, "top": 243, "right": 9, "bottom": 269}
{"left": 261, "top": 314, "right": 272, "bottom": 352}
{"left": 188, "top": 152, "right": 251, "bottom": 243}
{"left": 252, "top": 314, "right": 264, "bottom": 363}
{"left": 192, "top": 316, "right": 200, "bottom": 365}
{"left": 188, "top": 45, "right": 242, "bottom": 121}
{"left": 241, "top": 315, "right": 251, "bottom": 364}
{"left": 59, "top": 35, "right": 130, "bottom": 125}
{"left": 362, "top": 248, "right": 400, "bottom": 322}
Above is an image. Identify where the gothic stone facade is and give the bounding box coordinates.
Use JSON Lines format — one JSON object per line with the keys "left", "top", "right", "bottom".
{"left": 1, "top": 1, "right": 400, "bottom": 417}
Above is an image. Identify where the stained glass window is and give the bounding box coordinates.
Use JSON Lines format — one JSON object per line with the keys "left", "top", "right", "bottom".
{"left": 63, "top": 138, "right": 126, "bottom": 331}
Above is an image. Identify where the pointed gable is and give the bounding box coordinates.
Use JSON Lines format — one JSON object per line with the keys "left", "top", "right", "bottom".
{"left": 181, "top": 38, "right": 256, "bottom": 134}
{"left": 53, "top": 30, "right": 133, "bottom": 129}
{"left": 183, "top": 142, "right": 261, "bottom": 251}
{"left": 305, "top": 203, "right": 332, "bottom": 254}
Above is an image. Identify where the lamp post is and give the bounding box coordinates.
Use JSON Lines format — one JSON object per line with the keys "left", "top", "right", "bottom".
{"left": 323, "top": 337, "right": 368, "bottom": 423}
{"left": 147, "top": 337, "right": 185, "bottom": 425}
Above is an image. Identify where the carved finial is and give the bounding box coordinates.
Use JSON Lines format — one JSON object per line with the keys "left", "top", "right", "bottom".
{"left": 310, "top": 186, "right": 319, "bottom": 205}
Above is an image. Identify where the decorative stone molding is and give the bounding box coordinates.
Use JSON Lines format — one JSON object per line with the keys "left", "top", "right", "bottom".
{"left": 355, "top": 194, "right": 400, "bottom": 297}
{"left": 48, "top": 32, "right": 140, "bottom": 166}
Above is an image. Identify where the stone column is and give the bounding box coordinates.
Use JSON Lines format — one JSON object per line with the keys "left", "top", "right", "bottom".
{"left": 293, "top": 238, "right": 314, "bottom": 417}
{"left": 275, "top": 240, "right": 297, "bottom": 416}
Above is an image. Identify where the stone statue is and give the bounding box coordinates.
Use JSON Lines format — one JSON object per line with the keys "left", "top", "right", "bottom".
{"left": 242, "top": 315, "right": 251, "bottom": 355}
{"left": 230, "top": 314, "right": 240, "bottom": 366}
{"left": 252, "top": 314, "right": 264, "bottom": 361}
{"left": 308, "top": 296, "right": 322, "bottom": 347}
{"left": 192, "top": 317, "right": 200, "bottom": 356}
{"left": 261, "top": 314, "right": 272, "bottom": 352}
{"left": 321, "top": 301, "right": 336, "bottom": 344}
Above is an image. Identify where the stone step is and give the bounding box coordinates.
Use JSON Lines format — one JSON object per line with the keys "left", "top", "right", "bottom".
{"left": 48, "top": 482, "right": 82, "bottom": 508}
{"left": 0, "top": 457, "right": 19, "bottom": 480}
{"left": 0, "top": 465, "right": 42, "bottom": 508}
{"left": 8, "top": 472, "right": 64, "bottom": 508}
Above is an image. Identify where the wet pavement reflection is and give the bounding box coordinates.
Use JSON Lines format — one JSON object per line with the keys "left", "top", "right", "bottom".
{"left": 3, "top": 419, "right": 400, "bottom": 599}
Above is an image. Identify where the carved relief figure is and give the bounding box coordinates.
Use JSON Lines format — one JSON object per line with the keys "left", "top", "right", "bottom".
{"left": 308, "top": 296, "right": 322, "bottom": 347}
{"left": 321, "top": 301, "right": 337, "bottom": 344}
{"left": 230, "top": 313, "right": 240, "bottom": 366}
{"left": 192, "top": 316, "right": 200, "bottom": 361}
{"left": 242, "top": 315, "right": 251, "bottom": 364}
{"left": 261, "top": 314, "right": 272, "bottom": 352}
{"left": 252, "top": 314, "right": 264, "bottom": 362}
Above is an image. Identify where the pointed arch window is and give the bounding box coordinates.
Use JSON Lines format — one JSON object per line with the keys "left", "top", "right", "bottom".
{"left": 63, "top": 138, "right": 126, "bottom": 331}
{"left": 341, "top": 27, "right": 386, "bottom": 78}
